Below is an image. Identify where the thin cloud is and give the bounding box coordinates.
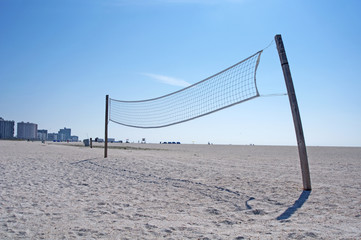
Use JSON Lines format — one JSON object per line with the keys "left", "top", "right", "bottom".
{"left": 157, "top": 0, "right": 246, "bottom": 4}
{"left": 105, "top": 0, "right": 247, "bottom": 6}
{"left": 142, "top": 73, "right": 191, "bottom": 88}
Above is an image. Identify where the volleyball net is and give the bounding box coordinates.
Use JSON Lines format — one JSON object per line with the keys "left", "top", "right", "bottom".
{"left": 104, "top": 35, "right": 311, "bottom": 190}
{"left": 109, "top": 50, "right": 262, "bottom": 129}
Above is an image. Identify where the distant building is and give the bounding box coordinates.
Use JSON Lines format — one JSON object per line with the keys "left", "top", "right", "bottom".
{"left": 0, "top": 117, "right": 15, "bottom": 139}
{"left": 37, "top": 129, "right": 48, "bottom": 141}
{"left": 58, "top": 127, "right": 71, "bottom": 141}
{"left": 70, "top": 136, "right": 78, "bottom": 142}
{"left": 17, "top": 122, "right": 38, "bottom": 140}
{"left": 47, "top": 133, "right": 58, "bottom": 141}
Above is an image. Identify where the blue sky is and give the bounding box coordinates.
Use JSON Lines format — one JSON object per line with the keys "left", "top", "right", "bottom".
{"left": 1, "top": 0, "right": 360, "bottom": 146}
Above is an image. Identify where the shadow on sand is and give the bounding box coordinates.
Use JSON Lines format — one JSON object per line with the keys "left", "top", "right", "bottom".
{"left": 276, "top": 190, "right": 311, "bottom": 221}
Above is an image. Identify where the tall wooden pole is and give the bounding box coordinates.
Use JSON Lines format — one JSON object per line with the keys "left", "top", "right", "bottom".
{"left": 275, "top": 34, "right": 311, "bottom": 191}
{"left": 104, "top": 95, "right": 109, "bottom": 158}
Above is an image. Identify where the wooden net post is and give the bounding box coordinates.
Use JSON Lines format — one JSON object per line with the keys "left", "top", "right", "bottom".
{"left": 104, "top": 95, "right": 109, "bottom": 158}
{"left": 275, "top": 34, "right": 311, "bottom": 191}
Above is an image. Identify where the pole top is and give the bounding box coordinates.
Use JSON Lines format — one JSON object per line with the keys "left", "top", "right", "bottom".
{"left": 274, "top": 35, "right": 288, "bottom": 65}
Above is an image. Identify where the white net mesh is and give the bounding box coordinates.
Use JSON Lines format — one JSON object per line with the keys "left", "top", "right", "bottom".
{"left": 109, "top": 51, "right": 262, "bottom": 128}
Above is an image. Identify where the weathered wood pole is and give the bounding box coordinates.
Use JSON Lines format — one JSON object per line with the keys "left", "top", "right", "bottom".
{"left": 104, "top": 95, "right": 109, "bottom": 158}
{"left": 275, "top": 34, "right": 311, "bottom": 190}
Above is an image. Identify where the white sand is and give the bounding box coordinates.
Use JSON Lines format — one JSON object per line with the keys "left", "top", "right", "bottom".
{"left": 0, "top": 140, "right": 360, "bottom": 239}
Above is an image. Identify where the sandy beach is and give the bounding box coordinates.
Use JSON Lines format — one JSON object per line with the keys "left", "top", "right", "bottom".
{"left": 0, "top": 140, "right": 360, "bottom": 239}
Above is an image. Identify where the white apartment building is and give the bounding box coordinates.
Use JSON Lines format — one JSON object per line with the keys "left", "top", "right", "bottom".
{"left": 17, "top": 122, "right": 38, "bottom": 140}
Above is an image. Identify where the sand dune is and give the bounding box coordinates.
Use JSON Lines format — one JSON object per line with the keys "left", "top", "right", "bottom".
{"left": 0, "top": 140, "right": 360, "bottom": 239}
